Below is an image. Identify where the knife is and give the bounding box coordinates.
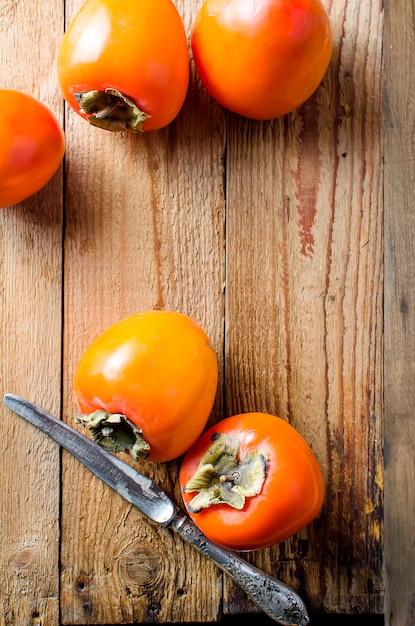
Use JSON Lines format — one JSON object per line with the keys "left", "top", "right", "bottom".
{"left": 3, "top": 393, "right": 310, "bottom": 626}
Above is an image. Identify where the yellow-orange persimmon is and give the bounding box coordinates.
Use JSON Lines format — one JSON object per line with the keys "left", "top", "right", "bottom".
{"left": 57, "top": 0, "right": 189, "bottom": 132}
{"left": 74, "top": 311, "right": 218, "bottom": 462}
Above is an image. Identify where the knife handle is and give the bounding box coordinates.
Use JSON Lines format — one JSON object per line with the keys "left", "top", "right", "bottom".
{"left": 169, "top": 512, "right": 309, "bottom": 626}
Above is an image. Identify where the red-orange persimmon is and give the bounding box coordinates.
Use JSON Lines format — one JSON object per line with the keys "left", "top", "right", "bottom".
{"left": 57, "top": 0, "right": 189, "bottom": 132}
{"left": 0, "top": 90, "right": 64, "bottom": 208}
{"left": 180, "top": 412, "right": 325, "bottom": 551}
{"left": 191, "top": 0, "right": 333, "bottom": 120}
{"left": 73, "top": 311, "right": 218, "bottom": 463}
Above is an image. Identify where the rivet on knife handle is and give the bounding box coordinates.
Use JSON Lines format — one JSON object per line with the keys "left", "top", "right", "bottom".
{"left": 170, "top": 512, "right": 309, "bottom": 626}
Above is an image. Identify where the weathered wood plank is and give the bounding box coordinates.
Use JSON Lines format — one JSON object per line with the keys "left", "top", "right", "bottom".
{"left": 0, "top": 0, "right": 392, "bottom": 621}
{"left": 59, "top": 1, "right": 226, "bottom": 622}
{"left": 223, "top": 0, "right": 384, "bottom": 615}
{"left": 0, "top": 1, "right": 64, "bottom": 624}
{"left": 384, "top": 0, "right": 415, "bottom": 624}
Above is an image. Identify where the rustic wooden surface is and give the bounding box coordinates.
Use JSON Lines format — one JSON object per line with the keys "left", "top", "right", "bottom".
{"left": 384, "top": 1, "right": 415, "bottom": 625}
{"left": 1, "top": 0, "right": 407, "bottom": 624}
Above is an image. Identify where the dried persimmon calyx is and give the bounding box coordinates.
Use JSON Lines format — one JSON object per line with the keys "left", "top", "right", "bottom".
{"left": 76, "top": 410, "right": 151, "bottom": 460}
{"left": 182, "top": 432, "right": 268, "bottom": 512}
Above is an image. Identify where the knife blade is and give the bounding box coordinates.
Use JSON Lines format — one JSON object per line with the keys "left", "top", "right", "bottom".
{"left": 3, "top": 393, "right": 310, "bottom": 626}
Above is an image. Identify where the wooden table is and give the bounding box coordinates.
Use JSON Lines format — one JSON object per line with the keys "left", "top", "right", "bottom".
{"left": 0, "top": 1, "right": 412, "bottom": 624}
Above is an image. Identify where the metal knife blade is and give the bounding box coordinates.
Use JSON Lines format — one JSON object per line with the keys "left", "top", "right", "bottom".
{"left": 3, "top": 392, "right": 176, "bottom": 525}
{"left": 3, "top": 393, "right": 310, "bottom": 626}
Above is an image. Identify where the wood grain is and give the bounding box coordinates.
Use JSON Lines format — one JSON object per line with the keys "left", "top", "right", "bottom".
{"left": 0, "top": 0, "right": 392, "bottom": 623}
{"left": 0, "top": 1, "right": 64, "bottom": 624}
{"left": 59, "top": 1, "right": 226, "bottom": 622}
{"left": 384, "top": 0, "right": 415, "bottom": 624}
{"left": 223, "top": 0, "right": 384, "bottom": 615}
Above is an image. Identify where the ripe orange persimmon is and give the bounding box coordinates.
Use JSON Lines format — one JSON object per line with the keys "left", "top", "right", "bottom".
{"left": 57, "top": 0, "right": 189, "bottom": 131}
{"left": 73, "top": 311, "right": 218, "bottom": 463}
{"left": 180, "top": 412, "right": 325, "bottom": 551}
{"left": 191, "top": 0, "right": 333, "bottom": 120}
{"left": 0, "top": 90, "right": 64, "bottom": 208}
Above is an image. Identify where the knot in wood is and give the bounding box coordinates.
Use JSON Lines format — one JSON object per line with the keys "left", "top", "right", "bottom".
{"left": 116, "top": 543, "right": 163, "bottom": 591}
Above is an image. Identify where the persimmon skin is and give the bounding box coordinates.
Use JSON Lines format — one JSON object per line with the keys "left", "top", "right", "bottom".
{"left": 191, "top": 0, "right": 333, "bottom": 120}
{"left": 0, "top": 90, "right": 64, "bottom": 208}
{"left": 73, "top": 311, "right": 218, "bottom": 463}
{"left": 57, "top": 0, "right": 189, "bottom": 131}
{"left": 180, "top": 413, "right": 325, "bottom": 551}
